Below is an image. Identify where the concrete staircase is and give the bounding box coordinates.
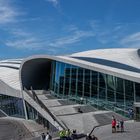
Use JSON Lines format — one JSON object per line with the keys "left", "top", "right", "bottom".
{"left": 35, "top": 90, "right": 129, "bottom": 134}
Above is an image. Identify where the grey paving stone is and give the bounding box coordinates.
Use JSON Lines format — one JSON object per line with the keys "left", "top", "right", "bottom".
{"left": 58, "top": 99, "right": 77, "bottom": 106}
{"left": 94, "top": 112, "right": 128, "bottom": 126}
{"left": 0, "top": 118, "right": 32, "bottom": 140}
{"left": 94, "top": 121, "right": 140, "bottom": 140}
{"left": 74, "top": 105, "right": 97, "bottom": 113}
{"left": 45, "top": 94, "right": 58, "bottom": 99}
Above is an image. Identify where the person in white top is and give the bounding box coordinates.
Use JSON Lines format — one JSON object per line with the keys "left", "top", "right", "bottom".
{"left": 45, "top": 132, "right": 52, "bottom": 140}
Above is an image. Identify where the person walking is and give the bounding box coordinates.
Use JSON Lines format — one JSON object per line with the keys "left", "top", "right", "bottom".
{"left": 45, "top": 132, "right": 49, "bottom": 140}
{"left": 120, "top": 119, "right": 124, "bottom": 132}
{"left": 41, "top": 133, "right": 46, "bottom": 140}
{"left": 71, "top": 129, "right": 77, "bottom": 140}
{"left": 65, "top": 129, "right": 71, "bottom": 140}
{"left": 59, "top": 130, "right": 67, "bottom": 140}
{"left": 86, "top": 133, "right": 92, "bottom": 140}
{"left": 116, "top": 120, "right": 120, "bottom": 132}
{"left": 112, "top": 118, "right": 116, "bottom": 133}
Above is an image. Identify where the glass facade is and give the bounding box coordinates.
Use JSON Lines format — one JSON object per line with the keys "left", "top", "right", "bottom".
{"left": 0, "top": 94, "right": 58, "bottom": 131}
{"left": 0, "top": 94, "right": 25, "bottom": 118}
{"left": 25, "top": 101, "right": 58, "bottom": 132}
{"left": 50, "top": 61, "right": 140, "bottom": 116}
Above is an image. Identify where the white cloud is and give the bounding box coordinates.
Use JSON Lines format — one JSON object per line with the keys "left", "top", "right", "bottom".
{"left": 0, "top": 0, "right": 19, "bottom": 24}
{"left": 46, "top": 0, "right": 59, "bottom": 7}
{"left": 11, "top": 29, "right": 30, "bottom": 37}
{"left": 121, "top": 32, "right": 140, "bottom": 44}
{"left": 5, "top": 29, "right": 46, "bottom": 50}
{"left": 6, "top": 37, "right": 44, "bottom": 50}
{"left": 5, "top": 26, "right": 95, "bottom": 51}
{"left": 64, "top": 25, "right": 78, "bottom": 32}
{"left": 89, "top": 20, "right": 126, "bottom": 45}
{"left": 121, "top": 32, "right": 140, "bottom": 48}
{"left": 113, "top": 25, "right": 122, "bottom": 31}
{"left": 49, "top": 30, "right": 95, "bottom": 47}
{"left": 0, "top": 0, "right": 44, "bottom": 51}
{"left": 89, "top": 20, "right": 100, "bottom": 29}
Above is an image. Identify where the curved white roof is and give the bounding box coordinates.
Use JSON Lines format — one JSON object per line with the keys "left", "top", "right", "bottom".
{"left": 0, "top": 48, "right": 140, "bottom": 93}
{"left": 71, "top": 48, "right": 140, "bottom": 68}
{"left": 0, "top": 60, "right": 22, "bottom": 90}
{"left": 55, "top": 48, "right": 140, "bottom": 83}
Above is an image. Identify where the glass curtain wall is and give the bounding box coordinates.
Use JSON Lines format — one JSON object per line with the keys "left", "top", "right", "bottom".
{"left": 64, "top": 64, "right": 71, "bottom": 96}
{"left": 135, "top": 83, "right": 140, "bottom": 102}
{"left": 77, "top": 68, "right": 84, "bottom": 97}
{"left": 25, "top": 101, "right": 58, "bottom": 131}
{"left": 0, "top": 94, "right": 25, "bottom": 118}
{"left": 50, "top": 61, "right": 140, "bottom": 115}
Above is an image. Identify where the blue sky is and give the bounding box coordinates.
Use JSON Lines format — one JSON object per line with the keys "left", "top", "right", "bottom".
{"left": 0, "top": 0, "right": 140, "bottom": 59}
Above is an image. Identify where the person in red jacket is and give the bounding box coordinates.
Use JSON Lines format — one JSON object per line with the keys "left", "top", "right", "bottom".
{"left": 112, "top": 118, "right": 116, "bottom": 133}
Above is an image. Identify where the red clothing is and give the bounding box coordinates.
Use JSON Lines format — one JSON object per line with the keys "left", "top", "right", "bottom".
{"left": 112, "top": 120, "right": 116, "bottom": 127}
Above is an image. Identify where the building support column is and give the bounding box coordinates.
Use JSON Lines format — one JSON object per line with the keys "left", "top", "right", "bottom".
{"left": 123, "top": 80, "right": 126, "bottom": 114}
{"left": 63, "top": 64, "right": 66, "bottom": 98}
{"left": 133, "top": 82, "right": 136, "bottom": 102}
{"left": 75, "top": 67, "right": 78, "bottom": 98}
{"left": 82, "top": 69, "right": 85, "bottom": 97}
{"left": 68, "top": 65, "right": 72, "bottom": 97}
{"left": 105, "top": 75, "right": 107, "bottom": 102}
{"left": 89, "top": 70, "right": 92, "bottom": 100}
{"left": 21, "top": 90, "right": 28, "bottom": 120}
{"left": 58, "top": 62, "right": 61, "bottom": 96}
{"left": 97, "top": 72, "right": 100, "bottom": 108}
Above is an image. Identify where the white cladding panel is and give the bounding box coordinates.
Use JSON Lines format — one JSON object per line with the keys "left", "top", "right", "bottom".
{"left": 71, "top": 48, "right": 140, "bottom": 68}
{"left": 0, "top": 67, "right": 20, "bottom": 90}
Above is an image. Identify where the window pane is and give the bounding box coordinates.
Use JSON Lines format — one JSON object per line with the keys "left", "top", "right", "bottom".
{"left": 84, "top": 69, "right": 90, "bottom": 97}
{"left": 116, "top": 78, "right": 124, "bottom": 105}
{"left": 125, "top": 80, "right": 134, "bottom": 108}
{"left": 99, "top": 73, "right": 106, "bottom": 99}
{"left": 70, "top": 66, "right": 77, "bottom": 96}
{"left": 136, "top": 82, "right": 140, "bottom": 102}
{"left": 106, "top": 75, "right": 115, "bottom": 102}
{"left": 91, "top": 71, "right": 98, "bottom": 98}
{"left": 64, "top": 64, "right": 71, "bottom": 95}
{"left": 59, "top": 63, "right": 65, "bottom": 95}
{"left": 77, "top": 68, "right": 83, "bottom": 97}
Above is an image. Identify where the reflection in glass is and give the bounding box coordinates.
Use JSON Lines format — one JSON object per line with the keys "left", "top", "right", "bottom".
{"left": 136, "top": 82, "right": 140, "bottom": 102}
{"left": 50, "top": 60, "right": 138, "bottom": 116}
{"left": 0, "top": 94, "right": 25, "bottom": 118}
{"left": 77, "top": 68, "right": 83, "bottom": 97}
{"left": 84, "top": 69, "right": 90, "bottom": 97}
{"left": 91, "top": 71, "right": 98, "bottom": 98}
{"left": 70, "top": 66, "right": 77, "bottom": 96}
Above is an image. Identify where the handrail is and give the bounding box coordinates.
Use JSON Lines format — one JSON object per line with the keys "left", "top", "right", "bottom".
{"left": 31, "top": 89, "right": 66, "bottom": 130}
{"left": 89, "top": 125, "right": 100, "bottom": 136}
{"left": 23, "top": 88, "right": 66, "bottom": 130}
{"left": 0, "top": 109, "right": 8, "bottom": 117}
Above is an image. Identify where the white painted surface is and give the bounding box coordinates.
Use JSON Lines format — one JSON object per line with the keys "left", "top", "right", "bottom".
{"left": 0, "top": 67, "right": 20, "bottom": 90}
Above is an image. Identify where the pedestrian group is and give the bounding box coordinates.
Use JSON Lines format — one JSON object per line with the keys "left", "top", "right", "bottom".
{"left": 112, "top": 115, "right": 124, "bottom": 133}
{"left": 41, "top": 132, "right": 52, "bottom": 140}
{"left": 59, "top": 129, "right": 77, "bottom": 140}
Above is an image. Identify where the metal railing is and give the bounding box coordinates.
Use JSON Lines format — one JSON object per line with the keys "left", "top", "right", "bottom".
{"left": 24, "top": 88, "right": 66, "bottom": 130}
{"left": 51, "top": 92, "right": 131, "bottom": 119}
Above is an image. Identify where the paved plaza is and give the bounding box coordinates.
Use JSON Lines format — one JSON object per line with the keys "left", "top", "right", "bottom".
{"left": 1, "top": 92, "right": 140, "bottom": 140}
{"left": 94, "top": 121, "right": 140, "bottom": 140}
